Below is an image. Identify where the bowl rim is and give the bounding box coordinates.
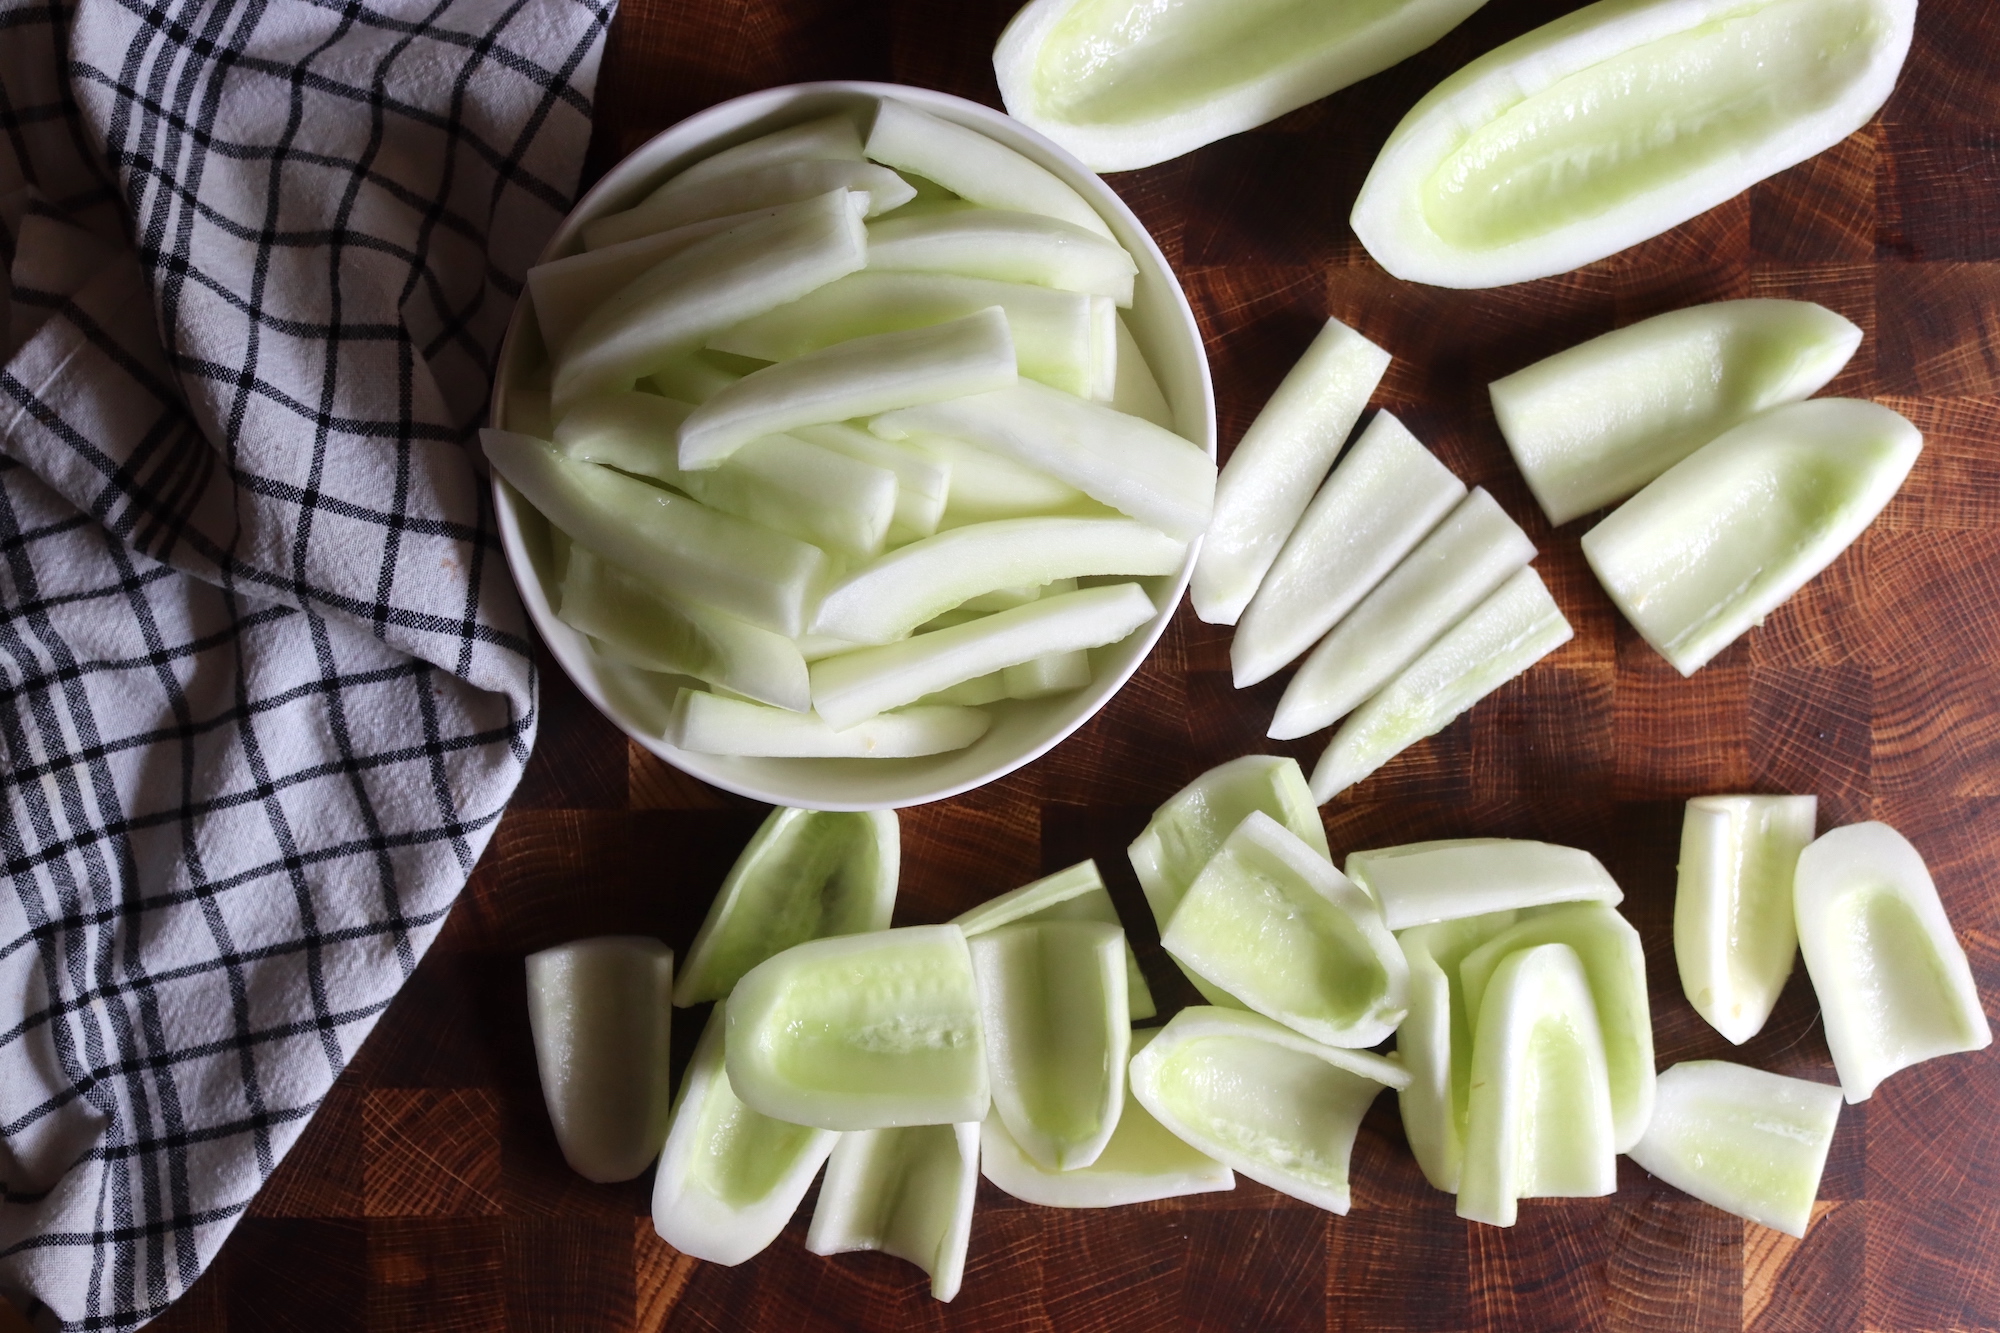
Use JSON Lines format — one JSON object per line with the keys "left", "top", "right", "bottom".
{"left": 488, "top": 79, "right": 1216, "bottom": 810}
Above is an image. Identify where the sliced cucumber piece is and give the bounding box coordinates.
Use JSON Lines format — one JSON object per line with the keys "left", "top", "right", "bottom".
{"left": 1627, "top": 1060, "right": 1842, "bottom": 1238}
{"left": 791, "top": 421, "right": 949, "bottom": 543}
{"left": 874, "top": 381, "right": 1215, "bottom": 541}
{"left": 666, "top": 689, "right": 991, "bottom": 758}
{"left": 1233, "top": 409, "right": 1464, "bottom": 687}
{"left": 865, "top": 97, "right": 1115, "bottom": 241}
{"left": 675, "top": 806, "right": 899, "bottom": 1006}
{"left": 1271, "top": 487, "right": 1534, "bottom": 740}
{"left": 951, "top": 860, "right": 1156, "bottom": 1021}
{"left": 651, "top": 1001, "right": 840, "bottom": 1265}
{"left": 1457, "top": 943, "right": 1617, "bottom": 1227}
{"left": 1794, "top": 822, "right": 1992, "bottom": 1103}
{"left": 1311, "top": 565, "right": 1572, "bottom": 802}
{"left": 1493, "top": 300, "right": 1863, "bottom": 526}
{"left": 1194, "top": 318, "right": 1391, "bottom": 627}
{"left": 1002, "top": 648, "right": 1091, "bottom": 700}
{"left": 525, "top": 936, "right": 675, "bottom": 1183}
{"left": 806, "top": 1121, "right": 979, "bottom": 1302}
{"left": 1128, "top": 1006, "right": 1409, "bottom": 1214}
{"left": 680, "top": 306, "right": 1019, "bottom": 469}
{"left": 1163, "top": 812, "right": 1408, "bottom": 1048}
{"left": 1129, "top": 752, "right": 1329, "bottom": 932}
{"left": 1351, "top": 0, "right": 1915, "bottom": 287}
{"left": 918, "top": 431, "right": 1098, "bottom": 527}
{"left": 1582, "top": 398, "right": 1921, "bottom": 676}
{"left": 585, "top": 158, "right": 912, "bottom": 250}
{"left": 868, "top": 209, "right": 1137, "bottom": 306}
{"left": 1676, "top": 794, "right": 1817, "bottom": 1045}
{"left": 645, "top": 349, "right": 745, "bottom": 405}
{"left": 483, "top": 428, "right": 826, "bottom": 636}
{"left": 1111, "top": 313, "right": 1174, "bottom": 430}
{"left": 1345, "top": 838, "right": 1622, "bottom": 932}
{"left": 1395, "top": 910, "right": 1525, "bottom": 1193}
{"left": 809, "top": 582, "right": 1154, "bottom": 730}
{"left": 668, "top": 111, "right": 866, "bottom": 194}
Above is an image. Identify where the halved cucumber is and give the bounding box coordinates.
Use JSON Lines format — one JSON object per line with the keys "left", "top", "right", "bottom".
{"left": 806, "top": 1121, "right": 979, "bottom": 1302}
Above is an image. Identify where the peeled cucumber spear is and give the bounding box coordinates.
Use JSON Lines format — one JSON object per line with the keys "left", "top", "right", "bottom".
{"left": 585, "top": 158, "right": 913, "bottom": 251}
{"left": 666, "top": 689, "right": 991, "bottom": 758}
{"left": 867, "top": 210, "right": 1137, "bottom": 305}
{"left": 1395, "top": 910, "right": 1524, "bottom": 1193}
{"left": 865, "top": 97, "right": 1116, "bottom": 242}
{"left": 806, "top": 1121, "right": 980, "bottom": 1302}
{"left": 791, "top": 421, "right": 950, "bottom": 542}
{"left": 1344, "top": 838, "right": 1623, "bottom": 932}
{"left": 1675, "top": 795, "right": 1817, "bottom": 1045}
{"left": 951, "top": 860, "right": 1155, "bottom": 1019}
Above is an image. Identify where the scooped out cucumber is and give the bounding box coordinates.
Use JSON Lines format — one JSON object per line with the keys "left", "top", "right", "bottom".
{"left": 1344, "top": 838, "right": 1623, "bottom": 932}
{"left": 1128, "top": 1006, "right": 1410, "bottom": 1214}
{"left": 585, "top": 157, "right": 913, "bottom": 251}
{"left": 1162, "top": 812, "right": 1408, "bottom": 1049}
{"left": 525, "top": 937, "right": 675, "bottom": 1183}
{"left": 1492, "top": 300, "right": 1863, "bottom": 525}
{"left": 867, "top": 209, "right": 1137, "bottom": 306}
{"left": 994, "top": 0, "right": 1491, "bottom": 173}
{"left": 808, "top": 582, "right": 1156, "bottom": 730}
{"left": 790, "top": 421, "right": 950, "bottom": 542}
{"left": 1351, "top": 0, "right": 1916, "bottom": 288}
{"left": 680, "top": 306, "right": 1019, "bottom": 470}
{"left": 1194, "top": 317, "right": 1392, "bottom": 627}
{"left": 1270, "top": 486, "right": 1535, "bottom": 740}
{"left": 482, "top": 429, "right": 827, "bottom": 636}
{"left": 666, "top": 689, "right": 991, "bottom": 758}
{"left": 806, "top": 1121, "right": 979, "bottom": 1302}
{"left": 968, "top": 921, "right": 1131, "bottom": 1171}
{"left": 1456, "top": 943, "right": 1618, "bottom": 1227}
{"left": 1793, "top": 822, "right": 1992, "bottom": 1103}
{"left": 1233, "top": 411, "right": 1465, "bottom": 688}
{"left": 875, "top": 381, "right": 1216, "bottom": 542}
{"left": 556, "top": 546, "right": 810, "bottom": 711}
{"left": 865, "top": 97, "right": 1115, "bottom": 241}
{"left": 675, "top": 806, "right": 899, "bottom": 1006}
{"left": 726, "top": 924, "right": 988, "bottom": 1130}
{"left": 1675, "top": 795, "right": 1817, "bottom": 1045}
{"left": 1311, "top": 565, "right": 1573, "bottom": 802}
{"left": 811, "top": 516, "right": 1185, "bottom": 644}
{"left": 553, "top": 189, "right": 867, "bottom": 414}
{"left": 951, "top": 860, "right": 1156, "bottom": 1020}
{"left": 1581, "top": 398, "right": 1921, "bottom": 676}
{"left": 980, "top": 1027, "right": 1234, "bottom": 1207}
{"left": 1395, "top": 910, "right": 1525, "bottom": 1193}
{"left": 651, "top": 1001, "right": 840, "bottom": 1265}
{"left": 1626, "top": 1061, "right": 1842, "bottom": 1238}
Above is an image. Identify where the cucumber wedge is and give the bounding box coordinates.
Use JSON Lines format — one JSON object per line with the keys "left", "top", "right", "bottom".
{"left": 1493, "top": 300, "right": 1863, "bottom": 525}
{"left": 1626, "top": 1060, "right": 1842, "bottom": 1238}
{"left": 525, "top": 937, "right": 675, "bottom": 1183}
{"left": 806, "top": 1121, "right": 979, "bottom": 1302}
{"left": 865, "top": 97, "right": 1115, "bottom": 241}
{"left": 951, "top": 861, "right": 1156, "bottom": 1020}
{"left": 1675, "top": 795, "right": 1818, "bottom": 1045}
{"left": 1793, "top": 822, "right": 1992, "bottom": 1103}
{"left": 919, "top": 431, "right": 1098, "bottom": 527}
{"left": 1581, "top": 398, "right": 1921, "bottom": 676}
{"left": 791, "top": 421, "right": 950, "bottom": 542}
{"left": 1129, "top": 753, "right": 1329, "bottom": 933}
{"left": 1163, "top": 812, "right": 1408, "bottom": 1048}
{"left": 874, "top": 381, "right": 1215, "bottom": 541}
{"left": 1271, "top": 487, "right": 1535, "bottom": 739}
{"left": 1311, "top": 565, "right": 1572, "bottom": 802}
{"left": 1233, "top": 411, "right": 1464, "bottom": 687}
{"left": 675, "top": 806, "right": 899, "bottom": 1006}
{"left": 809, "top": 582, "right": 1155, "bottom": 730}
{"left": 668, "top": 111, "right": 866, "bottom": 193}
{"left": 666, "top": 690, "right": 991, "bottom": 758}
{"left": 726, "top": 924, "right": 988, "bottom": 1130}
{"left": 1456, "top": 943, "right": 1618, "bottom": 1227}
{"left": 1128, "top": 1006, "right": 1409, "bottom": 1214}
{"left": 868, "top": 209, "right": 1137, "bottom": 306}
{"left": 1351, "top": 0, "right": 1916, "bottom": 287}
{"left": 1395, "top": 911, "right": 1525, "bottom": 1193}
{"left": 1345, "top": 838, "right": 1623, "bottom": 932}
{"left": 651, "top": 1001, "right": 840, "bottom": 1265}
{"left": 482, "top": 428, "right": 826, "bottom": 636}
{"left": 680, "top": 306, "right": 1019, "bottom": 470}
{"left": 585, "top": 158, "right": 912, "bottom": 251}
{"left": 1194, "top": 318, "right": 1392, "bottom": 627}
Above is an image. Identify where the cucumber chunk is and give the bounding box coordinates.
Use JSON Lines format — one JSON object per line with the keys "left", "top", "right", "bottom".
{"left": 1581, "top": 398, "right": 1921, "bottom": 676}
{"left": 1194, "top": 318, "right": 1391, "bottom": 626}
{"left": 1162, "top": 811, "right": 1408, "bottom": 1048}
{"left": 1270, "top": 486, "right": 1535, "bottom": 740}
{"left": 651, "top": 1001, "right": 840, "bottom": 1265}
{"left": 865, "top": 96, "right": 1115, "bottom": 241}
{"left": 1310, "top": 565, "right": 1572, "bottom": 802}
{"left": 1351, "top": 0, "right": 1915, "bottom": 287}
{"left": 951, "top": 860, "right": 1156, "bottom": 1020}
{"left": 806, "top": 1121, "right": 979, "bottom": 1302}
{"left": 867, "top": 209, "right": 1137, "bottom": 306}
{"left": 585, "top": 157, "right": 912, "bottom": 251}
{"left": 1128, "top": 1006, "right": 1409, "bottom": 1214}
{"left": 1793, "top": 822, "right": 1992, "bottom": 1103}
{"left": 675, "top": 806, "right": 899, "bottom": 1006}
{"left": 1345, "top": 838, "right": 1622, "bottom": 932}
{"left": 1675, "top": 795, "right": 1817, "bottom": 1045}
{"left": 1492, "top": 300, "right": 1862, "bottom": 525}
{"left": 1626, "top": 1061, "right": 1842, "bottom": 1238}
{"left": 1233, "top": 409, "right": 1464, "bottom": 687}
{"left": 666, "top": 689, "right": 991, "bottom": 758}
{"left": 525, "top": 937, "right": 675, "bottom": 1183}
{"left": 726, "top": 924, "right": 988, "bottom": 1130}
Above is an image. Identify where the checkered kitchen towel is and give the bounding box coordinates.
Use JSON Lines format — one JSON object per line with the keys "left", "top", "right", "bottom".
{"left": 0, "top": 0, "right": 609, "bottom": 1326}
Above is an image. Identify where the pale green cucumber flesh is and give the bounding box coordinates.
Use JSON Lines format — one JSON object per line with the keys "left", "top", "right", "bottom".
{"left": 1674, "top": 795, "right": 1815, "bottom": 1045}
{"left": 1128, "top": 754, "right": 1328, "bottom": 930}
{"left": 666, "top": 690, "right": 991, "bottom": 759}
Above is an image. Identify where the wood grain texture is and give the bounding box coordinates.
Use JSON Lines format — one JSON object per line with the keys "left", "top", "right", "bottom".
{"left": 144, "top": 0, "right": 2000, "bottom": 1328}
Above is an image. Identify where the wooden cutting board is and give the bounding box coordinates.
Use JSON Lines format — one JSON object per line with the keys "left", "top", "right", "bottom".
{"left": 147, "top": 0, "right": 2000, "bottom": 1329}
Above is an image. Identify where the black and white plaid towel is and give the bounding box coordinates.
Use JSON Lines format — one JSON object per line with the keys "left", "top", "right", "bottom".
{"left": 0, "top": 0, "right": 609, "bottom": 1326}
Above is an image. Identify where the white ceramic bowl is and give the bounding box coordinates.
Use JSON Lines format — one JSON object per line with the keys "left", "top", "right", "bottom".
{"left": 489, "top": 81, "right": 1215, "bottom": 810}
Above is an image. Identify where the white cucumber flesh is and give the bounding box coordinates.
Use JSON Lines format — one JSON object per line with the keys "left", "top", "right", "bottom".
{"left": 1345, "top": 837, "right": 1623, "bottom": 932}
{"left": 1129, "top": 754, "right": 1329, "bottom": 931}
{"left": 667, "top": 111, "right": 866, "bottom": 194}
{"left": 1001, "top": 648, "right": 1092, "bottom": 699}
{"left": 645, "top": 349, "right": 745, "bottom": 405}
{"left": 790, "top": 421, "right": 949, "bottom": 542}
{"left": 917, "top": 431, "right": 1099, "bottom": 527}
{"left": 1112, "top": 313, "right": 1175, "bottom": 430}
{"left": 666, "top": 689, "right": 991, "bottom": 758}
{"left": 867, "top": 209, "right": 1137, "bottom": 306}
{"left": 865, "top": 96, "right": 1115, "bottom": 241}
{"left": 585, "top": 157, "right": 911, "bottom": 251}
{"left": 1675, "top": 795, "right": 1817, "bottom": 1045}
{"left": 951, "top": 860, "right": 1156, "bottom": 1021}
{"left": 806, "top": 1121, "right": 979, "bottom": 1302}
